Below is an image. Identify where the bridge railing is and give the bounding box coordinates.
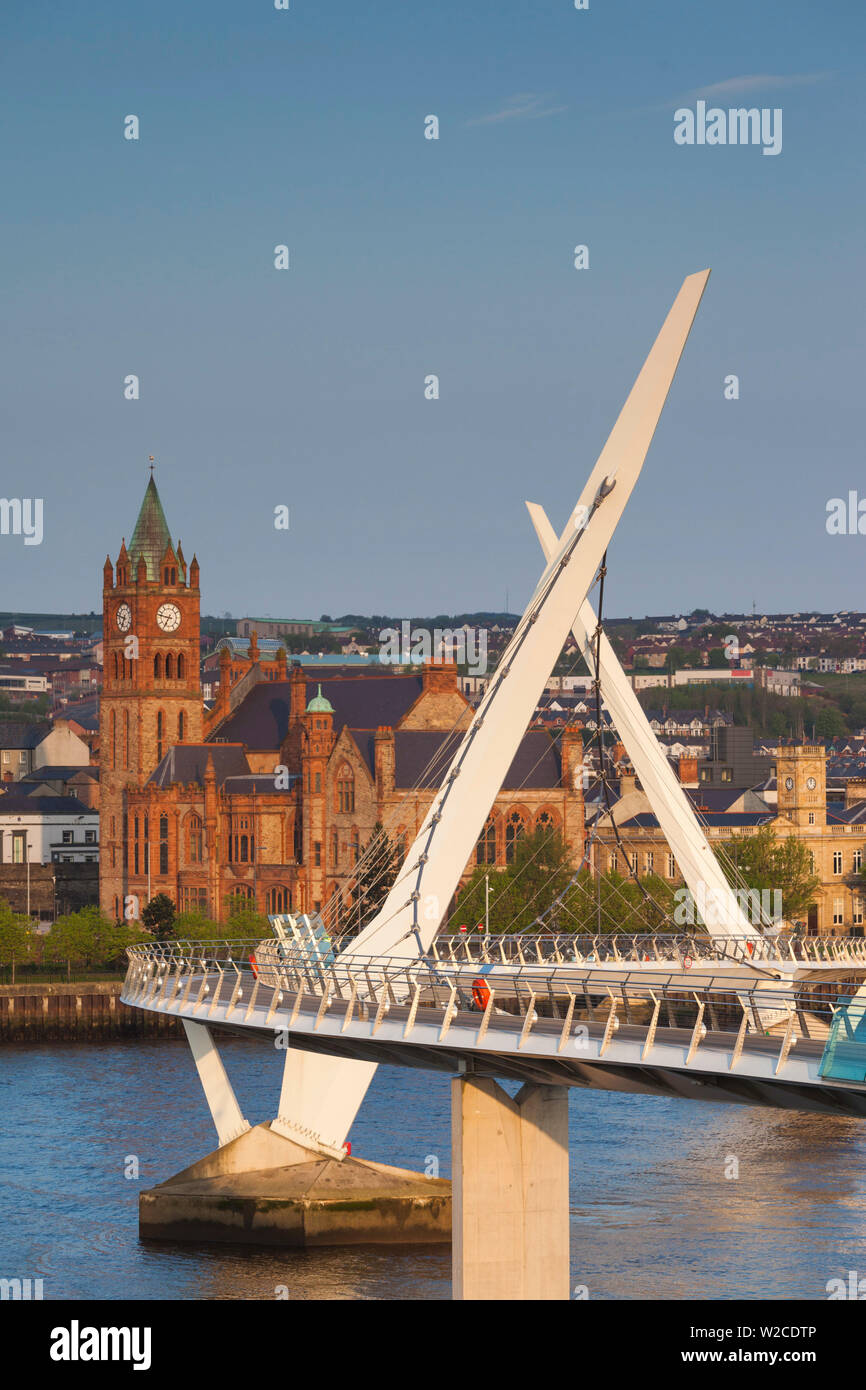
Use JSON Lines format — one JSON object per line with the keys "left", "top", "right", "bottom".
{"left": 428, "top": 931, "right": 866, "bottom": 969}
{"left": 123, "top": 939, "right": 855, "bottom": 1056}
{"left": 123, "top": 928, "right": 866, "bottom": 983}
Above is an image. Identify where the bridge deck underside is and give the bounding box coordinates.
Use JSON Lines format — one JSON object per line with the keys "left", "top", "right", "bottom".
{"left": 124, "top": 972, "right": 866, "bottom": 1120}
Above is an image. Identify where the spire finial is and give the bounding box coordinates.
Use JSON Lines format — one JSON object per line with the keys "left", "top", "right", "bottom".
{"left": 148, "top": 455, "right": 155, "bottom": 478}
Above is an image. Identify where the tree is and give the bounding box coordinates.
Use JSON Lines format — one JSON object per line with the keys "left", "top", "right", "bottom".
{"left": 454, "top": 827, "right": 575, "bottom": 934}
{"left": 172, "top": 910, "right": 222, "bottom": 940}
{"left": 142, "top": 892, "right": 176, "bottom": 939}
{"left": 721, "top": 826, "right": 820, "bottom": 923}
{"left": 347, "top": 822, "right": 401, "bottom": 931}
{"left": 0, "top": 897, "right": 35, "bottom": 967}
{"left": 814, "top": 705, "right": 846, "bottom": 738}
{"left": 218, "top": 903, "right": 271, "bottom": 939}
{"left": 45, "top": 907, "right": 145, "bottom": 968}
{"left": 558, "top": 868, "right": 678, "bottom": 934}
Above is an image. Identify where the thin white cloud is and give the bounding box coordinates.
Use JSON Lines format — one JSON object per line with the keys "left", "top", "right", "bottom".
{"left": 466, "top": 93, "right": 567, "bottom": 127}
{"left": 686, "top": 71, "right": 831, "bottom": 101}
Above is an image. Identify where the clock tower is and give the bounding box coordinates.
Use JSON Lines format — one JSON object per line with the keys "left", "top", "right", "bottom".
{"left": 99, "top": 476, "right": 203, "bottom": 919}
{"left": 775, "top": 741, "right": 826, "bottom": 830}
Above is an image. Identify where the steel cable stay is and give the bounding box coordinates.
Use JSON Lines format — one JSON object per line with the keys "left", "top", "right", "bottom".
{"left": 322, "top": 624, "right": 607, "bottom": 939}
{"left": 329, "top": 476, "right": 623, "bottom": 958}
{"left": 329, "top": 562, "right": 689, "bottom": 948}
{"left": 320, "top": 709, "right": 472, "bottom": 935}
{"left": 318, "top": 607, "right": 772, "bottom": 958}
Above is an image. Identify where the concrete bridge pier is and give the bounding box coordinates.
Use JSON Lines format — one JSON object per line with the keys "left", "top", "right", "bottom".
{"left": 138, "top": 1021, "right": 451, "bottom": 1246}
{"left": 452, "top": 1075, "right": 570, "bottom": 1300}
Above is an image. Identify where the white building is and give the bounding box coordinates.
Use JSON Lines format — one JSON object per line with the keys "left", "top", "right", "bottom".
{"left": 0, "top": 793, "right": 98, "bottom": 864}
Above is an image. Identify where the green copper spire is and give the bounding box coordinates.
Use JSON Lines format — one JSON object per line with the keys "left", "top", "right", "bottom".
{"left": 306, "top": 683, "right": 334, "bottom": 714}
{"left": 128, "top": 476, "right": 172, "bottom": 582}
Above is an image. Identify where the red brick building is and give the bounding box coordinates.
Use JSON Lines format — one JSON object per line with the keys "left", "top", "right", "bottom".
{"left": 99, "top": 479, "right": 585, "bottom": 924}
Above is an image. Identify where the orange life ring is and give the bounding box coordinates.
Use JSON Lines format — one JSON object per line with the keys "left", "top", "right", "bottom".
{"left": 472, "top": 978, "right": 491, "bottom": 1010}
{"left": 746, "top": 941, "right": 754, "bottom": 956}
{"left": 249, "top": 953, "right": 259, "bottom": 977}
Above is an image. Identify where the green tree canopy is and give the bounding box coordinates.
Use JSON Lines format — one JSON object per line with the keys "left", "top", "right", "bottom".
{"left": 45, "top": 907, "right": 146, "bottom": 968}
{"left": 721, "top": 826, "right": 820, "bottom": 923}
{"left": 219, "top": 904, "right": 271, "bottom": 939}
{"left": 173, "top": 910, "right": 223, "bottom": 941}
{"left": 454, "top": 827, "right": 575, "bottom": 934}
{"left": 0, "top": 897, "right": 36, "bottom": 965}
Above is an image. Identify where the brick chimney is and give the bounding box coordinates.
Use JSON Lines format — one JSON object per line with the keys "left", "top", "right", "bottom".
{"left": 678, "top": 754, "right": 698, "bottom": 785}
{"left": 560, "top": 726, "right": 584, "bottom": 791}
{"left": 422, "top": 658, "right": 458, "bottom": 695}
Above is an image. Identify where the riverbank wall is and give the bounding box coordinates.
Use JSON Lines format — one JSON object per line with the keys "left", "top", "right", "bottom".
{"left": 0, "top": 982, "right": 183, "bottom": 1040}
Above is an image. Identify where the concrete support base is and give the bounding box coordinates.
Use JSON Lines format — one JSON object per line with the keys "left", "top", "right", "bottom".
{"left": 139, "top": 1124, "right": 451, "bottom": 1247}
{"left": 452, "top": 1076, "right": 570, "bottom": 1300}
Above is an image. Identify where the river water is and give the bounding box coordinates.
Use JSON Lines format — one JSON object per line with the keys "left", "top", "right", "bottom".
{"left": 2, "top": 1037, "right": 866, "bottom": 1300}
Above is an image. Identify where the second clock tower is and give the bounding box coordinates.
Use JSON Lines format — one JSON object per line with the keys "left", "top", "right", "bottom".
{"left": 99, "top": 476, "right": 203, "bottom": 918}
{"left": 775, "top": 741, "right": 826, "bottom": 830}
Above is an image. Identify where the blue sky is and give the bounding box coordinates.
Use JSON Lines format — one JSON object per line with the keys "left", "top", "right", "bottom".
{"left": 1, "top": 0, "right": 864, "bottom": 619}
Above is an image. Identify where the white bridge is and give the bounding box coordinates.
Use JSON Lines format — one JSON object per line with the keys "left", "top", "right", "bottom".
{"left": 123, "top": 935, "right": 866, "bottom": 1116}
{"left": 122, "top": 270, "right": 866, "bottom": 1299}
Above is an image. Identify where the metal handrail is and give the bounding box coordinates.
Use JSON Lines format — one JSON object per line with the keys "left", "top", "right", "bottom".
{"left": 123, "top": 941, "right": 856, "bottom": 1027}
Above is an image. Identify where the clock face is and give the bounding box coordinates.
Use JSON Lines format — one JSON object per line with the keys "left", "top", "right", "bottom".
{"left": 156, "top": 602, "right": 181, "bottom": 633}
{"left": 806, "top": 776, "right": 817, "bottom": 791}
{"left": 116, "top": 602, "right": 132, "bottom": 633}
{"left": 785, "top": 777, "right": 794, "bottom": 791}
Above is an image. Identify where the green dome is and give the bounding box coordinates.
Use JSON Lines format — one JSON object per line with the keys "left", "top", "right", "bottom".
{"left": 306, "top": 683, "right": 334, "bottom": 714}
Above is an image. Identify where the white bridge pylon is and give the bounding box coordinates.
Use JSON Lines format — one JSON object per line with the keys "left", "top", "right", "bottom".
{"left": 525, "top": 502, "right": 760, "bottom": 946}
{"left": 270, "top": 269, "right": 716, "bottom": 1158}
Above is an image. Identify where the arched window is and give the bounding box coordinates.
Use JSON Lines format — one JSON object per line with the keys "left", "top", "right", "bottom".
{"left": 177, "top": 653, "right": 185, "bottom": 680}
{"left": 165, "top": 653, "right": 174, "bottom": 679}
{"left": 331, "top": 829, "right": 339, "bottom": 865}
{"left": 536, "top": 810, "right": 555, "bottom": 833}
{"left": 505, "top": 810, "right": 525, "bottom": 864}
{"left": 177, "top": 711, "right": 185, "bottom": 741}
{"left": 113, "top": 652, "right": 119, "bottom": 680}
{"left": 156, "top": 710, "right": 164, "bottom": 763}
{"left": 186, "top": 813, "right": 202, "bottom": 864}
{"left": 159, "top": 814, "right": 168, "bottom": 875}
{"left": 110, "top": 710, "right": 116, "bottom": 769}
{"left": 337, "top": 765, "right": 355, "bottom": 814}
{"left": 123, "top": 711, "right": 130, "bottom": 769}
{"left": 476, "top": 816, "right": 497, "bottom": 865}
{"left": 267, "top": 885, "right": 291, "bottom": 915}
{"left": 154, "top": 653, "right": 162, "bottom": 680}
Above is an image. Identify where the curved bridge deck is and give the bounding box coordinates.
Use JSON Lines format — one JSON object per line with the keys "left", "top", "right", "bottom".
{"left": 122, "top": 939, "right": 866, "bottom": 1119}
